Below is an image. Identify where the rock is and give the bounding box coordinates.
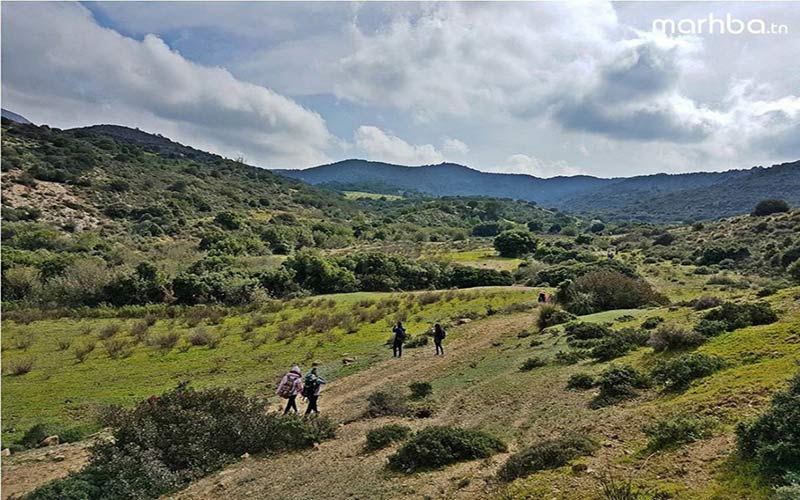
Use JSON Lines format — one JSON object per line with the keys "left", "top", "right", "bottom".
{"left": 571, "top": 463, "right": 588, "bottom": 473}
{"left": 1, "top": 448, "right": 10, "bottom": 456}
{"left": 51, "top": 454, "right": 66, "bottom": 462}
{"left": 457, "top": 318, "right": 472, "bottom": 325}
{"left": 342, "top": 357, "right": 356, "bottom": 365}
{"left": 240, "top": 452, "right": 250, "bottom": 459}
{"left": 39, "top": 435, "right": 59, "bottom": 447}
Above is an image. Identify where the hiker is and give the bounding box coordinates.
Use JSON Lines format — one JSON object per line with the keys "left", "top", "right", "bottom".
{"left": 276, "top": 365, "right": 304, "bottom": 414}
{"left": 392, "top": 321, "right": 406, "bottom": 358}
{"left": 433, "top": 323, "right": 446, "bottom": 356}
{"left": 538, "top": 292, "right": 547, "bottom": 303}
{"left": 302, "top": 365, "right": 327, "bottom": 415}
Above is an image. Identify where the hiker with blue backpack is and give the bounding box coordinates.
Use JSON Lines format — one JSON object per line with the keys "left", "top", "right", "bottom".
{"left": 276, "top": 365, "right": 304, "bottom": 414}
{"left": 392, "top": 321, "right": 407, "bottom": 358}
{"left": 302, "top": 365, "right": 327, "bottom": 415}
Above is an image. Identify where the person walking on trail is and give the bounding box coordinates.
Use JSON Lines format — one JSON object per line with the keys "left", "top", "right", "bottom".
{"left": 392, "top": 321, "right": 407, "bottom": 358}
{"left": 433, "top": 323, "right": 446, "bottom": 356}
{"left": 276, "top": 365, "right": 304, "bottom": 415}
{"left": 302, "top": 365, "right": 327, "bottom": 415}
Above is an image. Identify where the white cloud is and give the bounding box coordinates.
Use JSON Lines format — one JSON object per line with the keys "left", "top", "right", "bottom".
{"left": 501, "top": 154, "right": 586, "bottom": 178}
{"left": 442, "top": 137, "right": 470, "bottom": 155}
{"left": 354, "top": 126, "right": 444, "bottom": 165}
{"left": 1, "top": 3, "right": 332, "bottom": 167}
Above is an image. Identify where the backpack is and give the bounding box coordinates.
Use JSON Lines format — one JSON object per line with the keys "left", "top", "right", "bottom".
{"left": 302, "top": 374, "right": 319, "bottom": 398}
{"left": 276, "top": 374, "right": 295, "bottom": 399}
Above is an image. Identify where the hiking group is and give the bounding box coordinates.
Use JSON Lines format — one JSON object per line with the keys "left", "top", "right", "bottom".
{"left": 276, "top": 322, "right": 446, "bottom": 414}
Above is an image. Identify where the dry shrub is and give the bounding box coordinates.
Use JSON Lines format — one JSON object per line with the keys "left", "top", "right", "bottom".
{"left": 130, "top": 320, "right": 151, "bottom": 343}
{"left": 188, "top": 328, "right": 220, "bottom": 348}
{"left": 15, "top": 335, "right": 35, "bottom": 351}
{"left": 104, "top": 337, "right": 133, "bottom": 359}
{"left": 74, "top": 340, "right": 96, "bottom": 363}
{"left": 56, "top": 338, "right": 72, "bottom": 351}
{"left": 8, "top": 357, "right": 35, "bottom": 375}
{"left": 149, "top": 331, "right": 181, "bottom": 350}
{"left": 98, "top": 323, "right": 122, "bottom": 340}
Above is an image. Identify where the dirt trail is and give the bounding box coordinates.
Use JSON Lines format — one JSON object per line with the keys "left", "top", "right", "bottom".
{"left": 169, "top": 313, "right": 539, "bottom": 500}
{"left": 1, "top": 440, "right": 93, "bottom": 500}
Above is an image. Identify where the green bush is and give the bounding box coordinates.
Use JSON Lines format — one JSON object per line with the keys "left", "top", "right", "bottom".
{"left": 520, "top": 357, "right": 547, "bottom": 371}
{"left": 641, "top": 316, "right": 664, "bottom": 330}
{"left": 651, "top": 353, "right": 726, "bottom": 390}
{"left": 693, "top": 319, "right": 728, "bottom": 338}
{"left": 26, "top": 384, "right": 336, "bottom": 500}
{"left": 592, "top": 365, "right": 651, "bottom": 408}
{"left": 692, "top": 295, "right": 722, "bottom": 310}
{"left": 494, "top": 230, "right": 537, "bottom": 258}
{"left": 590, "top": 329, "right": 649, "bottom": 362}
{"left": 567, "top": 373, "right": 595, "bottom": 390}
{"left": 409, "top": 382, "right": 433, "bottom": 399}
{"left": 498, "top": 434, "right": 597, "bottom": 481}
{"left": 737, "top": 372, "right": 800, "bottom": 478}
{"left": 647, "top": 325, "right": 705, "bottom": 352}
{"left": 404, "top": 335, "right": 429, "bottom": 348}
{"left": 17, "top": 423, "right": 93, "bottom": 449}
{"left": 537, "top": 305, "right": 575, "bottom": 330}
{"left": 365, "top": 424, "right": 412, "bottom": 451}
{"left": 703, "top": 302, "right": 778, "bottom": 331}
{"left": 752, "top": 199, "right": 790, "bottom": 216}
{"left": 387, "top": 426, "right": 506, "bottom": 472}
{"left": 365, "top": 390, "right": 409, "bottom": 418}
{"left": 789, "top": 260, "right": 800, "bottom": 283}
{"left": 560, "top": 270, "right": 667, "bottom": 314}
{"left": 565, "top": 322, "right": 609, "bottom": 340}
{"left": 643, "top": 414, "right": 716, "bottom": 451}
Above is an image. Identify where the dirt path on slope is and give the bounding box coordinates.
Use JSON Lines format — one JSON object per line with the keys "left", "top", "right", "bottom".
{"left": 169, "top": 313, "right": 540, "bottom": 500}
{"left": 1, "top": 440, "right": 94, "bottom": 500}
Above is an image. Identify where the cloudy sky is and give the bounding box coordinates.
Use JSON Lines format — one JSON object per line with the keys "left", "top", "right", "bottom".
{"left": 2, "top": 2, "right": 799, "bottom": 177}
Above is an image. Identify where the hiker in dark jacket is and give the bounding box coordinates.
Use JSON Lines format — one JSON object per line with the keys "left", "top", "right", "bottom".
{"left": 433, "top": 323, "right": 446, "bottom": 356}
{"left": 392, "top": 321, "right": 406, "bottom": 358}
{"left": 303, "top": 365, "right": 327, "bottom": 415}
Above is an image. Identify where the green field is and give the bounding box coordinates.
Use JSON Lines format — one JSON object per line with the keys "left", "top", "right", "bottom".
{"left": 343, "top": 191, "right": 404, "bottom": 201}
{"left": 1, "top": 287, "right": 535, "bottom": 444}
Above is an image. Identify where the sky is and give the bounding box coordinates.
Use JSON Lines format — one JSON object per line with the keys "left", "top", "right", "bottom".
{"left": 2, "top": 1, "right": 799, "bottom": 177}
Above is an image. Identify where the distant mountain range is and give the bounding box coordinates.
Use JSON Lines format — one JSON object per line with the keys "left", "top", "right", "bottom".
{"left": 1, "top": 108, "right": 31, "bottom": 124}
{"left": 278, "top": 159, "right": 800, "bottom": 222}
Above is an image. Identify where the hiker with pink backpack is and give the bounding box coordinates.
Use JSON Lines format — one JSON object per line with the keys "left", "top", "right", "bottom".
{"left": 276, "top": 365, "right": 304, "bottom": 414}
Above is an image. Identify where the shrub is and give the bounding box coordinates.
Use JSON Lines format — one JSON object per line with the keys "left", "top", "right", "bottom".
{"left": 641, "top": 316, "right": 664, "bottom": 330}
{"left": 494, "top": 230, "right": 538, "bottom": 258}
{"left": 188, "top": 328, "right": 219, "bottom": 348}
{"left": 704, "top": 302, "right": 778, "bottom": 331}
{"left": 789, "top": 260, "right": 800, "bottom": 283}
{"left": 520, "top": 357, "right": 547, "bottom": 371}
{"left": 692, "top": 296, "right": 723, "bottom": 310}
{"left": 365, "top": 424, "right": 411, "bottom": 451}
{"left": 537, "top": 305, "right": 575, "bottom": 330}
{"left": 56, "top": 338, "right": 72, "bottom": 351}
{"left": 498, "top": 434, "right": 598, "bottom": 481}
{"left": 387, "top": 426, "right": 506, "bottom": 472}
{"left": 561, "top": 270, "right": 667, "bottom": 314}
{"left": 555, "top": 350, "right": 589, "bottom": 365}
{"left": 752, "top": 199, "right": 790, "bottom": 216}
{"left": 647, "top": 325, "right": 705, "bottom": 352}
{"left": 103, "top": 337, "right": 132, "bottom": 359}
{"left": 693, "top": 319, "right": 728, "bottom": 338}
{"left": 149, "top": 330, "right": 181, "bottom": 350}
{"left": 73, "top": 340, "right": 96, "bottom": 363}
{"left": 404, "top": 335, "right": 429, "bottom": 348}
{"left": 97, "top": 323, "right": 122, "bottom": 340}
{"left": 737, "top": 372, "right": 800, "bottom": 477}
{"left": 592, "top": 365, "right": 651, "bottom": 408}
{"left": 130, "top": 320, "right": 150, "bottom": 342}
{"left": 565, "top": 322, "right": 609, "bottom": 340}
{"left": 590, "top": 329, "right": 649, "bottom": 362}
{"left": 643, "top": 414, "right": 716, "bottom": 451}
{"left": 365, "top": 390, "right": 409, "bottom": 418}
{"left": 567, "top": 373, "right": 596, "bottom": 390}
{"left": 651, "top": 353, "right": 726, "bottom": 391}
{"left": 7, "top": 357, "right": 34, "bottom": 375}
{"left": 26, "top": 384, "right": 337, "bottom": 500}
{"left": 17, "top": 423, "right": 92, "bottom": 449}
{"left": 409, "top": 382, "right": 433, "bottom": 399}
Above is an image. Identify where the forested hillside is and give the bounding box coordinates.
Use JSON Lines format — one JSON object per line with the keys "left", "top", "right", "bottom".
{"left": 280, "top": 159, "right": 800, "bottom": 222}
